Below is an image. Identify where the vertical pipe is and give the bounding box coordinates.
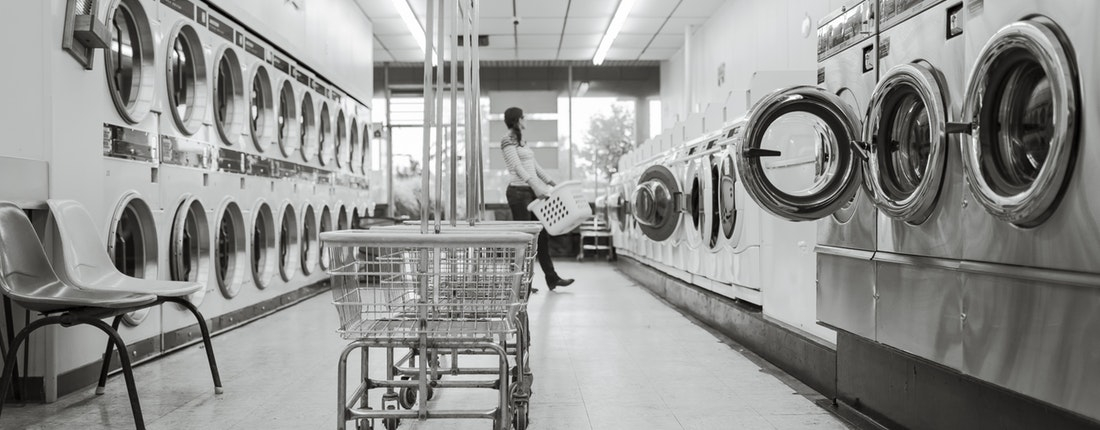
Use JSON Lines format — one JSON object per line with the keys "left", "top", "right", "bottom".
{"left": 473, "top": 0, "right": 484, "bottom": 220}
{"left": 567, "top": 65, "right": 574, "bottom": 182}
{"left": 434, "top": 0, "right": 445, "bottom": 232}
{"left": 683, "top": 24, "right": 693, "bottom": 116}
{"left": 384, "top": 64, "right": 394, "bottom": 218}
{"left": 421, "top": 0, "right": 436, "bottom": 234}
{"left": 450, "top": 0, "right": 459, "bottom": 226}
{"left": 464, "top": 2, "right": 475, "bottom": 225}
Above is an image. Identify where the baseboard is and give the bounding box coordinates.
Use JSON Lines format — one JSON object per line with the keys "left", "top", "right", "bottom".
{"left": 54, "top": 280, "right": 330, "bottom": 399}
{"left": 616, "top": 256, "right": 838, "bottom": 399}
{"left": 837, "top": 332, "right": 1100, "bottom": 430}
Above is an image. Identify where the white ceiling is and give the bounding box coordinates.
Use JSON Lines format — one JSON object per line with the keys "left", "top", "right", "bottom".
{"left": 358, "top": 0, "right": 726, "bottom": 63}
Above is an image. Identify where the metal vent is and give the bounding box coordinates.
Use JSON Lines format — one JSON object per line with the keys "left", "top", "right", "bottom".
{"left": 63, "top": 0, "right": 109, "bottom": 69}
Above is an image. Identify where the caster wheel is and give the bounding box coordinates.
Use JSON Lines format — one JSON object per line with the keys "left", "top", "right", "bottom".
{"left": 383, "top": 406, "right": 400, "bottom": 430}
{"left": 511, "top": 402, "right": 529, "bottom": 430}
{"left": 355, "top": 419, "right": 373, "bottom": 430}
{"left": 398, "top": 386, "right": 416, "bottom": 409}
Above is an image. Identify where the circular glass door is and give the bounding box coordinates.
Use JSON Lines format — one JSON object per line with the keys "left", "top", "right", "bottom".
{"left": 213, "top": 48, "right": 244, "bottom": 146}
{"left": 165, "top": 24, "right": 207, "bottom": 135}
{"left": 277, "top": 81, "right": 299, "bottom": 157}
{"left": 318, "top": 103, "right": 333, "bottom": 165}
{"left": 215, "top": 202, "right": 246, "bottom": 298}
{"left": 335, "top": 110, "right": 348, "bottom": 168}
{"left": 736, "top": 86, "right": 865, "bottom": 221}
{"left": 170, "top": 198, "right": 210, "bottom": 305}
{"left": 705, "top": 152, "right": 723, "bottom": 250}
{"left": 299, "top": 93, "right": 318, "bottom": 162}
{"left": 105, "top": 0, "right": 155, "bottom": 124}
{"left": 249, "top": 66, "right": 275, "bottom": 152}
{"left": 960, "top": 19, "right": 1079, "bottom": 227}
{"left": 633, "top": 164, "right": 681, "bottom": 242}
{"left": 251, "top": 203, "right": 276, "bottom": 288}
{"left": 278, "top": 205, "right": 299, "bottom": 281}
{"left": 300, "top": 205, "right": 318, "bottom": 275}
{"left": 686, "top": 158, "right": 707, "bottom": 248}
{"left": 319, "top": 206, "right": 333, "bottom": 270}
{"left": 864, "top": 62, "right": 951, "bottom": 224}
{"left": 107, "top": 196, "right": 158, "bottom": 326}
{"left": 717, "top": 149, "right": 739, "bottom": 243}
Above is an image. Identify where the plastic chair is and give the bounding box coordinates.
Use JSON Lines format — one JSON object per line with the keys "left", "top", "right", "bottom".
{"left": 45, "top": 200, "right": 223, "bottom": 397}
{"left": 0, "top": 201, "right": 157, "bottom": 428}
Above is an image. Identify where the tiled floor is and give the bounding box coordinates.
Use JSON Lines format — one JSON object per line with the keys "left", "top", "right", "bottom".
{"left": 2, "top": 261, "right": 854, "bottom": 429}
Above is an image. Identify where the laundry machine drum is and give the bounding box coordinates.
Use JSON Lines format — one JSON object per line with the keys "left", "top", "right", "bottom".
{"left": 318, "top": 103, "right": 333, "bottom": 165}
{"left": 251, "top": 202, "right": 277, "bottom": 289}
{"left": 215, "top": 202, "right": 246, "bottom": 298}
{"left": 105, "top": 0, "right": 155, "bottom": 124}
{"left": 864, "top": 62, "right": 951, "bottom": 224}
{"left": 213, "top": 48, "right": 245, "bottom": 146}
{"left": 277, "top": 81, "right": 299, "bottom": 157}
{"left": 170, "top": 198, "right": 210, "bottom": 305}
{"left": 249, "top": 67, "right": 275, "bottom": 152}
{"left": 107, "top": 196, "right": 158, "bottom": 325}
{"left": 301, "top": 205, "right": 319, "bottom": 275}
{"left": 278, "top": 205, "right": 299, "bottom": 282}
{"left": 961, "top": 20, "right": 1079, "bottom": 228}
{"left": 166, "top": 24, "right": 208, "bottom": 135}
{"left": 299, "top": 93, "right": 318, "bottom": 162}
{"left": 633, "top": 164, "right": 682, "bottom": 242}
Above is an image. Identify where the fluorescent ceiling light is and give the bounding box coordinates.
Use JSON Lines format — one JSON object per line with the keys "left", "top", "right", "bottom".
{"left": 592, "top": 0, "right": 636, "bottom": 65}
{"left": 393, "top": 0, "right": 425, "bottom": 53}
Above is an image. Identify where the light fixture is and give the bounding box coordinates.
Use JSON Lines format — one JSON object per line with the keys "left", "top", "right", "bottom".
{"left": 576, "top": 82, "right": 590, "bottom": 97}
{"left": 592, "top": 0, "right": 636, "bottom": 65}
{"left": 393, "top": 0, "right": 426, "bottom": 54}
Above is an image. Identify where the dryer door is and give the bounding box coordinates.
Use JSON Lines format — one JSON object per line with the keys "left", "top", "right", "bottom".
{"left": 704, "top": 149, "right": 727, "bottom": 252}
{"left": 734, "top": 86, "right": 866, "bottom": 221}
{"left": 633, "top": 164, "right": 682, "bottom": 242}
{"left": 864, "top": 62, "right": 951, "bottom": 224}
{"left": 960, "top": 20, "right": 1079, "bottom": 228}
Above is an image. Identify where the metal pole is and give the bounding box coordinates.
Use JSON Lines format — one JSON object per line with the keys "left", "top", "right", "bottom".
{"left": 567, "top": 65, "right": 574, "bottom": 182}
{"left": 464, "top": 1, "right": 475, "bottom": 225}
{"left": 473, "top": 0, "right": 484, "bottom": 220}
{"left": 449, "top": 0, "right": 459, "bottom": 226}
{"left": 384, "top": 64, "right": 394, "bottom": 218}
{"left": 421, "top": 0, "right": 435, "bottom": 234}
{"left": 434, "top": 0, "right": 445, "bottom": 232}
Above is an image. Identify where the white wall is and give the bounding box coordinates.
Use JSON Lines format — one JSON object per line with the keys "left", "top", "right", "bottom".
{"left": 209, "top": 0, "right": 374, "bottom": 104}
{"left": 660, "top": 0, "right": 848, "bottom": 128}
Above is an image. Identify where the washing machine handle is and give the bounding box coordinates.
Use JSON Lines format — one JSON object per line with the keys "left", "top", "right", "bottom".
{"left": 742, "top": 148, "right": 782, "bottom": 158}
{"left": 945, "top": 122, "right": 974, "bottom": 135}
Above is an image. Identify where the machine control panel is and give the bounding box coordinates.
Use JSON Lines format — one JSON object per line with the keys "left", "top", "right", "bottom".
{"left": 817, "top": 1, "right": 875, "bottom": 62}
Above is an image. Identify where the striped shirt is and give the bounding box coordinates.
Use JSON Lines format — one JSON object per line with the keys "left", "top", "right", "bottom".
{"left": 501, "top": 131, "right": 555, "bottom": 196}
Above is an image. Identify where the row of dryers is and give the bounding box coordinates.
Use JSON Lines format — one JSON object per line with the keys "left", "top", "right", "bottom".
{"left": 20, "top": 0, "right": 377, "bottom": 383}
{"left": 611, "top": 0, "right": 1100, "bottom": 420}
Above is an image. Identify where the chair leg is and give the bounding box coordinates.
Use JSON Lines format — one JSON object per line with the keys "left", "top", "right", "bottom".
{"left": 0, "top": 315, "right": 62, "bottom": 417}
{"left": 165, "top": 297, "right": 223, "bottom": 394}
{"left": 2, "top": 297, "right": 22, "bottom": 401}
{"left": 96, "top": 315, "right": 124, "bottom": 395}
{"left": 81, "top": 317, "right": 145, "bottom": 430}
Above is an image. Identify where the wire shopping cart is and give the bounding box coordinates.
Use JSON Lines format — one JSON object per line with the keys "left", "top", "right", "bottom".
{"left": 377, "top": 222, "right": 543, "bottom": 417}
{"left": 323, "top": 229, "right": 532, "bottom": 430}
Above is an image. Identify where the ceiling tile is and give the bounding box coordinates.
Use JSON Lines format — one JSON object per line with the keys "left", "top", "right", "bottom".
{"left": 390, "top": 49, "right": 425, "bottom": 62}
{"left": 559, "top": 33, "right": 604, "bottom": 47}
{"left": 630, "top": 0, "right": 679, "bottom": 17}
{"left": 563, "top": 17, "right": 610, "bottom": 33}
{"left": 515, "top": 18, "right": 565, "bottom": 34}
{"left": 484, "top": 34, "right": 515, "bottom": 48}
{"left": 373, "top": 48, "right": 394, "bottom": 62}
{"left": 515, "top": 0, "right": 569, "bottom": 18}
{"left": 478, "top": 49, "right": 519, "bottom": 60}
{"left": 648, "top": 33, "right": 683, "bottom": 49}
{"left": 479, "top": 18, "right": 519, "bottom": 34}
{"left": 637, "top": 47, "right": 679, "bottom": 60}
{"left": 620, "top": 17, "right": 666, "bottom": 34}
{"left": 673, "top": 0, "right": 727, "bottom": 17}
{"left": 603, "top": 46, "right": 638, "bottom": 61}
{"left": 356, "top": 0, "right": 400, "bottom": 18}
{"left": 376, "top": 34, "right": 420, "bottom": 50}
{"left": 478, "top": 0, "right": 515, "bottom": 18}
{"left": 612, "top": 34, "right": 653, "bottom": 49}
{"left": 557, "top": 48, "right": 595, "bottom": 61}
{"left": 516, "top": 34, "right": 562, "bottom": 48}
{"left": 567, "top": 0, "right": 618, "bottom": 17}
{"left": 658, "top": 17, "right": 707, "bottom": 35}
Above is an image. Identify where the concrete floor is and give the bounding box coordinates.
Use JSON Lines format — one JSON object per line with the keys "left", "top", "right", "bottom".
{"left": 1, "top": 261, "right": 854, "bottom": 429}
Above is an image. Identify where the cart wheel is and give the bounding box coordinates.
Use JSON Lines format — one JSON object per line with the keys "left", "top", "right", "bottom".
{"left": 398, "top": 387, "right": 416, "bottom": 409}
{"left": 355, "top": 419, "right": 373, "bottom": 430}
{"left": 383, "top": 406, "right": 399, "bottom": 430}
{"left": 512, "top": 402, "right": 529, "bottom": 430}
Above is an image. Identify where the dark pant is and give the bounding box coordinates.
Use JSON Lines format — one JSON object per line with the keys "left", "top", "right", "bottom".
{"left": 506, "top": 185, "right": 559, "bottom": 284}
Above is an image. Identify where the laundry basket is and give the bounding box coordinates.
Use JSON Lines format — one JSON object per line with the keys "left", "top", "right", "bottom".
{"left": 527, "top": 181, "right": 593, "bottom": 235}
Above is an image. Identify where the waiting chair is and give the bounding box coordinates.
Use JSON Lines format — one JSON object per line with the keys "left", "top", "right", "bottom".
{"left": 0, "top": 202, "right": 157, "bottom": 428}
{"left": 45, "top": 199, "right": 223, "bottom": 397}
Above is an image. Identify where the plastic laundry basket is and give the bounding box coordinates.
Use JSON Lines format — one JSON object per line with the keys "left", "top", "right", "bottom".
{"left": 527, "top": 181, "right": 593, "bottom": 235}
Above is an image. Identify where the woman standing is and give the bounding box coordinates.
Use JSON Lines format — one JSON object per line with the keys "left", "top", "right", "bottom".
{"left": 501, "top": 107, "right": 574, "bottom": 292}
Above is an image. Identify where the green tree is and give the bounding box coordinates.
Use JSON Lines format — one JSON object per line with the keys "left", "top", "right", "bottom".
{"left": 578, "top": 104, "right": 635, "bottom": 180}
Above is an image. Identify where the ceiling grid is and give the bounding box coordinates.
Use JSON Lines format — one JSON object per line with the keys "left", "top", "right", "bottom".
{"left": 362, "top": 0, "right": 724, "bottom": 63}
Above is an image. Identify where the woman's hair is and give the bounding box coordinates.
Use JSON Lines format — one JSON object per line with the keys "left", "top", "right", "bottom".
{"left": 504, "top": 107, "right": 524, "bottom": 142}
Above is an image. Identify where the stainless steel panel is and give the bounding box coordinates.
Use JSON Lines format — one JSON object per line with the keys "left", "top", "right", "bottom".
{"left": 817, "top": 251, "right": 876, "bottom": 339}
{"left": 875, "top": 256, "right": 963, "bottom": 370}
{"left": 962, "top": 270, "right": 1100, "bottom": 422}
{"left": 817, "top": 29, "right": 878, "bottom": 252}
{"left": 874, "top": 0, "right": 966, "bottom": 260}
{"left": 0, "top": 156, "right": 49, "bottom": 208}
{"left": 960, "top": 0, "right": 1100, "bottom": 274}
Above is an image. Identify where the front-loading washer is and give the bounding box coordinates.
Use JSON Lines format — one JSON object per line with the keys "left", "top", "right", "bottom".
{"left": 953, "top": 0, "right": 1100, "bottom": 421}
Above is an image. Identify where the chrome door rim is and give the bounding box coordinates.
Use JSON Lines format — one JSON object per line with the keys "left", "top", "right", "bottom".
{"left": 961, "top": 19, "right": 1079, "bottom": 227}
{"left": 737, "top": 86, "right": 865, "bottom": 221}
{"left": 864, "top": 62, "right": 950, "bottom": 224}
{"left": 633, "top": 164, "right": 681, "bottom": 242}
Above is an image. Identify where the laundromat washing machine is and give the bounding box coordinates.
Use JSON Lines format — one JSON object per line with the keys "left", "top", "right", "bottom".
{"left": 951, "top": 0, "right": 1100, "bottom": 421}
